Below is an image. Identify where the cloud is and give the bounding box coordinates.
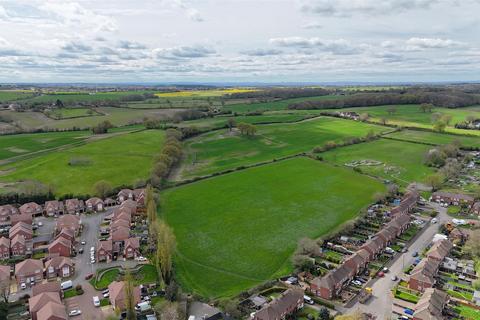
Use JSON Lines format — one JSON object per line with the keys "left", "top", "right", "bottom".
{"left": 270, "top": 37, "right": 361, "bottom": 54}
{"left": 300, "top": 0, "right": 439, "bottom": 17}
{"left": 241, "top": 48, "right": 283, "bottom": 56}
{"left": 154, "top": 45, "right": 216, "bottom": 59}
{"left": 62, "top": 42, "right": 92, "bottom": 53}
{"left": 172, "top": 0, "right": 204, "bottom": 22}
{"left": 405, "top": 37, "right": 465, "bottom": 50}
{"left": 302, "top": 22, "right": 323, "bottom": 29}
{"left": 118, "top": 40, "right": 147, "bottom": 50}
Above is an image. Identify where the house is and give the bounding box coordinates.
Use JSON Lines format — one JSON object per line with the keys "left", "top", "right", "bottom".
{"left": 360, "top": 236, "right": 385, "bottom": 260}
{"left": 48, "top": 237, "right": 72, "bottom": 257}
{"left": 449, "top": 228, "right": 468, "bottom": 243}
{"left": 29, "top": 292, "right": 62, "bottom": 320}
{"left": 119, "top": 199, "right": 137, "bottom": 215}
{"left": 55, "top": 228, "right": 75, "bottom": 243}
{"left": 32, "top": 282, "right": 61, "bottom": 297}
{"left": 19, "top": 202, "right": 43, "bottom": 217}
{"left": 118, "top": 189, "right": 134, "bottom": 203}
{"left": 472, "top": 202, "right": 480, "bottom": 215}
{"left": 412, "top": 288, "right": 448, "bottom": 320}
{"left": 0, "top": 265, "right": 10, "bottom": 284}
{"left": 426, "top": 239, "right": 452, "bottom": 262}
{"left": 64, "top": 199, "right": 85, "bottom": 215}
{"left": 408, "top": 258, "right": 441, "bottom": 292}
{"left": 55, "top": 214, "right": 81, "bottom": 235}
{"left": 15, "top": 258, "right": 44, "bottom": 286}
{"left": 344, "top": 249, "right": 370, "bottom": 277}
{"left": 97, "top": 240, "right": 113, "bottom": 262}
{"left": 377, "top": 228, "right": 395, "bottom": 245}
{"left": 0, "top": 237, "right": 10, "bottom": 259}
{"left": 111, "top": 226, "right": 130, "bottom": 243}
{"left": 310, "top": 264, "right": 353, "bottom": 299}
{"left": 113, "top": 211, "right": 132, "bottom": 224}
{"left": 45, "top": 256, "right": 74, "bottom": 279}
{"left": 85, "top": 197, "right": 104, "bottom": 212}
{"left": 10, "top": 213, "right": 32, "bottom": 226}
{"left": 11, "top": 235, "right": 27, "bottom": 256}
{"left": 252, "top": 288, "right": 304, "bottom": 320}
{"left": 36, "top": 301, "right": 67, "bottom": 320}
{"left": 431, "top": 192, "right": 474, "bottom": 207}
{"left": 124, "top": 237, "right": 140, "bottom": 259}
{"left": 44, "top": 201, "right": 64, "bottom": 217}
{"left": 111, "top": 219, "right": 130, "bottom": 231}
{"left": 9, "top": 221, "right": 33, "bottom": 240}
{"left": 133, "top": 189, "right": 146, "bottom": 206}
{"left": 108, "top": 281, "right": 141, "bottom": 310}
{"left": 0, "top": 204, "right": 18, "bottom": 225}
{"left": 391, "top": 190, "right": 419, "bottom": 217}
{"left": 104, "top": 198, "right": 116, "bottom": 208}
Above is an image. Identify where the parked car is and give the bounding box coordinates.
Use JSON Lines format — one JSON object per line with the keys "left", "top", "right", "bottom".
{"left": 90, "top": 246, "right": 95, "bottom": 252}
{"left": 102, "top": 289, "right": 109, "bottom": 294}
{"left": 377, "top": 272, "right": 385, "bottom": 278}
{"left": 93, "top": 296, "right": 100, "bottom": 307}
{"left": 412, "top": 251, "right": 418, "bottom": 257}
{"left": 352, "top": 280, "right": 362, "bottom": 286}
{"left": 136, "top": 256, "right": 147, "bottom": 262}
{"left": 38, "top": 222, "right": 43, "bottom": 227}
{"left": 383, "top": 267, "right": 389, "bottom": 273}
{"left": 69, "top": 310, "right": 82, "bottom": 317}
{"left": 78, "top": 248, "right": 84, "bottom": 254}
{"left": 20, "top": 283, "right": 26, "bottom": 290}
{"left": 303, "top": 295, "right": 314, "bottom": 305}
{"left": 81, "top": 241, "right": 86, "bottom": 245}
{"left": 391, "top": 275, "right": 398, "bottom": 281}
{"left": 85, "top": 273, "right": 93, "bottom": 280}
{"left": 103, "top": 292, "right": 110, "bottom": 298}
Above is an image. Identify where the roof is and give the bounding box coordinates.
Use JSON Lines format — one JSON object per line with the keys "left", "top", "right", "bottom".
{"left": 36, "top": 301, "right": 67, "bottom": 320}
{"left": 253, "top": 289, "right": 304, "bottom": 320}
{"left": 409, "top": 258, "right": 440, "bottom": 286}
{"left": 49, "top": 237, "right": 72, "bottom": 250}
{"left": 56, "top": 214, "right": 80, "bottom": 231}
{"left": 29, "top": 292, "right": 61, "bottom": 313}
{"left": 108, "top": 281, "right": 141, "bottom": 309}
{"left": 44, "top": 200, "right": 63, "bottom": 211}
{"left": 98, "top": 240, "right": 113, "bottom": 251}
{"left": 120, "top": 199, "right": 138, "bottom": 211}
{"left": 111, "top": 226, "right": 130, "bottom": 241}
{"left": 19, "top": 202, "right": 42, "bottom": 214}
{"left": 11, "top": 234, "right": 26, "bottom": 247}
{"left": 15, "top": 258, "right": 43, "bottom": 276}
{"left": 427, "top": 239, "right": 452, "bottom": 261}
{"left": 32, "top": 282, "right": 61, "bottom": 297}
{"left": 86, "top": 197, "right": 104, "bottom": 206}
{"left": 118, "top": 189, "right": 133, "bottom": 197}
{"left": 0, "top": 236, "right": 9, "bottom": 247}
{"left": 432, "top": 191, "right": 474, "bottom": 202}
{"left": 45, "top": 256, "right": 74, "bottom": 269}
{"left": 9, "top": 222, "right": 32, "bottom": 238}
{"left": 10, "top": 213, "right": 32, "bottom": 225}
{"left": 413, "top": 288, "right": 448, "bottom": 320}
{"left": 0, "top": 265, "right": 10, "bottom": 282}
{"left": 124, "top": 237, "right": 140, "bottom": 249}
{"left": 111, "top": 219, "right": 130, "bottom": 230}
{"left": 64, "top": 199, "right": 84, "bottom": 210}
{"left": 0, "top": 204, "right": 18, "bottom": 217}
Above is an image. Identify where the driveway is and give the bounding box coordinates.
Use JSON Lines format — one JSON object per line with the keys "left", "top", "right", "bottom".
{"left": 343, "top": 203, "right": 449, "bottom": 318}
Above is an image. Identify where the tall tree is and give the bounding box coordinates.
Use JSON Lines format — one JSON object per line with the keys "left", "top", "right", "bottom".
{"left": 156, "top": 220, "right": 176, "bottom": 284}
{"left": 124, "top": 270, "right": 137, "bottom": 320}
{"left": 92, "top": 180, "right": 112, "bottom": 198}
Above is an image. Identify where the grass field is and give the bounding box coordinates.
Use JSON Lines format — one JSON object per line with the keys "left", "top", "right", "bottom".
{"left": 327, "top": 104, "right": 480, "bottom": 136}
{"left": 180, "top": 117, "right": 388, "bottom": 179}
{"left": 155, "top": 88, "right": 256, "bottom": 98}
{"left": 385, "top": 130, "right": 480, "bottom": 148}
{"left": 0, "top": 131, "right": 90, "bottom": 161}
{"left": 0, "top": 90, "right": 35, "bottom": 102}
{"left": 17, "top": 91, "right": 154, "bottom": 104}
{"left": 162, "top": 157, "right": 385, "bottom": 298}
{"left": 321, "top": 138, "right": 435, "bottom": 185}
{"left": 224, "top": 95, "right": 341, "bottom": 113}
{"left": 0, "top": 130, "right": 164, "bottom": 195}
{"left": 46, "top": 108, "right": 100, "bottom": 119}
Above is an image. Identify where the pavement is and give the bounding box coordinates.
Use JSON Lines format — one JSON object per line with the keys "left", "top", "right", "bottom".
{"left": 342, "top": 202, "right": 449, "bottom": 319}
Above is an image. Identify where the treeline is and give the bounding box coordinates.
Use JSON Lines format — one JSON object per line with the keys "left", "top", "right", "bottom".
{"left": 150, "top": 129, "right": 183, "bottom": 187}
{"left": 288, "top": 89, "right": 480, "bottom": 110}
{"left": 226, "top": 87, "right": 331, "bottom": 100}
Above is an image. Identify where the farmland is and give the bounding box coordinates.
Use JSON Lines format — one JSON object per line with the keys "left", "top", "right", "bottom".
{"left": 0, "top": 130, "right": 164, "bottom": 196}
{"left": 155, "top": 88, "right": 256, "bottom": 97}
{"left": 45, "top": 107, "right": 101, "bottom": 119}
{"left": 0, "top": 90, "right": 36, "bottom": 102}
{"left": 0, "top": 130, "right": 90, "bottom": 161}
{"left": 385, "top": 129, "right": 480, "bottom": 148}
{"left": 223, "top": 95, "right": 340, "bottom": 113}
{"left": 179, "top": 117, "right": 388, "bottom": 179}
{"left": 162, "top": 157, "right": 385, "bottom": 298}
{"left": 321, "top": 138, "right": 435, "bottom": 185}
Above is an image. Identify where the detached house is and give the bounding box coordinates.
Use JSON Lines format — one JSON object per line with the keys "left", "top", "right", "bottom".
{"left": 55, "top": 214, "right": 81, "bottom": 235}
{"left": 48, "top": 237, "right": 72, "bottom": 257}
{"left": 44, "top": 201, "right": 64, "bottom": 217}
{"left": 133, "top": 189, "right": 146, "bottom": 206}
{"left": 108, "top": 281, "right": 141, "bottom": 310}
{"left": 64, "top": 199, "right": 85, "bottom": 215}
{"left": 36, "top": 300, "right": 67, "bottom": 320}
{"left": 29, "top": 292, "right": 62, "bottom": 320}
{"left": 85, "top": 197, "right": 104, "bottom": 212}
{"left": 32, "top": 282, "right": 61, "bottom": 297}
{"left": 0, "top": 204, "right": 18, "bottom": 225}
{"left": 97, "top": 240, "right": 113, "bottom": 262}
{"left": 124, "top": 237, "right": 140, "bottom": 259}
{"left": 19, "top": 202, "right": 43, "bottom": 217}
{"left": 11, "top": 235, "right": 27, "bottom": 257}
{"left": 0, "top": 237, "right": 10, "bottom": 259}
{"left": 117, "top": 189, "right": 134, "bottom": 203}
{"left": 9, "top": 221, "right": 33, "bottom": 240}
{"left": 15, "top": 258, "right": 44, "bottom": 286}
{"left": 10, "top": 213, "right": 32, "bottom": 226}
{"left": 252, "top": 288, "right": 304, "bottom": 320}
{"left": 55, "top": 228, "right": 75, "bottom": 243}
{"left": 45, "top": 257, "right": 74, "bottom": 279}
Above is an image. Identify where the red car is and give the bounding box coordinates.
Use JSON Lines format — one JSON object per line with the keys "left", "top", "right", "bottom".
{"left": 377, "top": 271, "right": 385, "bottom": 278}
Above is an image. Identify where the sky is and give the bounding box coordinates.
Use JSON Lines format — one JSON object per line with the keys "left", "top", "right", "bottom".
{"left": 0, "top": 0, "right": 480, "bottom": 83}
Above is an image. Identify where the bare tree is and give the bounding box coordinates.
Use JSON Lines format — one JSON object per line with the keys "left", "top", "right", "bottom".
{"left": 124, "top": 270, "right": 137, "bottom": 320}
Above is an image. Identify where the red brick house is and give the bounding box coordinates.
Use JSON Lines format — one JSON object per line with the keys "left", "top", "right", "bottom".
{"left": 29, "top": 292, "right": 62, "bottom": 320}
{"left": 119, "top": 199, "right": 137, "bottom": 214}
{"left": 36, "top": 300, "right": 67, "bottom": 320}
{"left": 32, "top": 282, "right": 61, "bottom": 297}
{"left": 377, "top": 228, "right": 395, "bottom": 245}
{"left": 133, "top": 189, "right": 146, "bottom": 206}
{"left": 426, "top": 239, "right": 452, "bottom": 262}
{"left": 104, "top": 198, "right": 116, "bottom": 208}
{"left": 85, "top": 197, "right": 104, "bottom": 212}
{"left": 44, "top": 201, "right": 64, "bottom": 217}
{"left": 55, "top": 228, "right": 75, "bottom": 243}
{"left": 0, "top": 204, "right": 18, "bottom": 225}
{"left": 111, "top": 219, "right": 130, "bottom": 231}
{"left": 97, "top": 240, "right": 113, "bottom": 262}
{"left": 9, "top": 221, "right": 33, "bottom": 240}
{"left": 10, "top": 213, "right": 32, "bottom": 226}
{"left": 15, "top": 258, "right": 44, "bottom": 286}
{"left": 408, "top": 258, "right": 440, "bottom": 292}
{"left": 64, "top": 199, "right": 85, "bottom": 215}
{"left": 360, "top": 236, "right": 385, "bottom": 260}
{"left": 124, "top": 237, "right": 140, "bottom": 259}
{"left": 431, "top": 191, "right": 474, "bottom": 207}
{"left": 117, "top": 189, "right": 134, "bottom": 203}
{"left": 108, "top": 281, "right": 141, "bottom": 310}
{"left": 344, "top": 248, "right": 370, "bottom": 277}
{"left": 19, "top": 202, "right": 43, "bottom": 217}
{"left": 0, "top": 237, "right": 10, "bottom": 259}
{"left": 412, "top": 288, "right": 448, "bottom": 320}
{"left": 252, "top": 288, "right": 304, "bottom": 320}
{"left": 310, "top": 264, "right": 353, "bottom": 299}
{"left": 391, "top": 190, "right": 419, "bottom": 217}
{"left": 48, "top": 237, "right": 72, "bottom": 257}
{"left": 55, "top": 214, "right": 81, "bottom": 235}
{"left": 111, "top": 226, "right": 130, "bottom": 243}
{"left": 45, "top": 256, "right": 74, "bottom": 279}
{"left": 11, "top": 234, "right": 27, "bottom": 257}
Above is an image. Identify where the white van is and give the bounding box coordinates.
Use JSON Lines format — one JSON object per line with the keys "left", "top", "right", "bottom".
{"left": 135, "top": 301, "right": 151, "bottom": 312}
{"left": 303, "top": 295, "right": 314, "bottom": 305}
{"left": 61, "top": 280, "right": 73, "bottom": 290}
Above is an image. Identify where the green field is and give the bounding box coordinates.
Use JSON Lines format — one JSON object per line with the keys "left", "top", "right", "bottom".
{"left": 321, "top": 138, "right": 435, "bottom": 185}
{"left": 162, "top": 157, "right": 385, "bottom": 298}
{"left": 17, "top": 91, "right": 155, "bottom": 104}
{"left": 180, "top": 117, "right": 388, "bottom": 179}
{"left": 0, "top": 130, "right": 164, "bottom": 195}
{"left": 46, "top": 108, "right": 101, "bottom": 119}
{"left": 385, "top": 130, "right": 480, "bottom": 148}
{"left": 0, "top": 131, "right": 91, "bottom": 161}
{"left": 0, "top": 90, "right": 35, "bottom": 102}
{"left": 327, "top": 104, "right": 480, "bottom": 136}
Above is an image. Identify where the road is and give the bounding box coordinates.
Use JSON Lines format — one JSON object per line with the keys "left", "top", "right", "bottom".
{"left": 343, "top": 203, "right": 449, "bottom": 318}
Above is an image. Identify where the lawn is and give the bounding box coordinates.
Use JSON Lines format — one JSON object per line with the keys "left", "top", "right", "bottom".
{"left": 93, "top": 268, "right": 120, "bottom": 289}
{"left": 385, "top": 129, "right": 480, "bottom": 148}
{"left": 0, "top": 130, "right": 90, "bottom": 161}
{"left": 0, "top": 130, "right": 164, "bottom": 196}
{"left": 454, "top": 305, "right": 480, "bottom": 319}
{"left": 161, "top": 157, "right": 385, "bottom": 298}
{"left": 180, "top": 117, "right": 388, "bottom": 179}
{"left": 327, "top": 104, "right": 480, "bottom": 136}
{"left": 321, "top": 138, "right": 435, "bottom": 185}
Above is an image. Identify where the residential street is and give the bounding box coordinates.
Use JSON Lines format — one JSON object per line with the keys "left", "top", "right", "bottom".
{"left": 343, "top": 203, "right": 449, "bottom": 319}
